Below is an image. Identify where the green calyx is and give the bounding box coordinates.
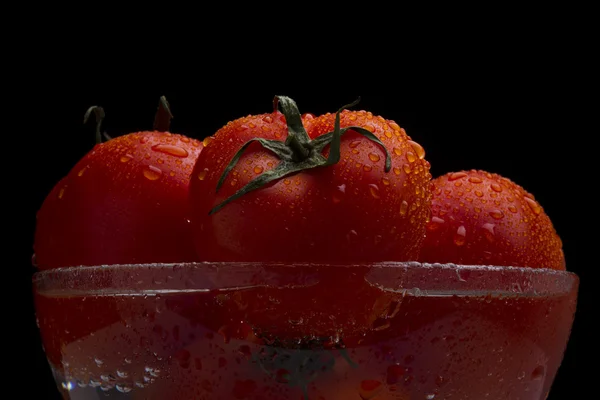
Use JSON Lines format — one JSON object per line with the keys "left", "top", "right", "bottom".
{"left": 83, "top": 96, "right": 173, "bottom": 144}
{"left": 209, "top": 95, "right": 392, "bottom": 215}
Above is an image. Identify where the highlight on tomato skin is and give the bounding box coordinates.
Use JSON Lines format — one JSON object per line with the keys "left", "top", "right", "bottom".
{"left": 33, "top": 99, "right": 204, "bottom": 270}
{"left": 418, "top": 169, "right": 566, "bottom": 270}
{"left": 189, "top": 96, "right": 433, "bottom": 264}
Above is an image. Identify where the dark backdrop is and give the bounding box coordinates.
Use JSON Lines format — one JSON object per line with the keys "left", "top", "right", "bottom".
{"left": 19, "top": 85, "right": 585, "bottom": 398}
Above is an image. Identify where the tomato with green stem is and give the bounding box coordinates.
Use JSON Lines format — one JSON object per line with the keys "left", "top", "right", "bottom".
{"left": 34, "top": 97, "right": 203, "bottom": 269}
{"left": 189, "top": 95, "right": 432, "bottom": 263}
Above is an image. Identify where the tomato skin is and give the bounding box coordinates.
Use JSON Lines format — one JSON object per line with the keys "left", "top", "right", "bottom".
{"left": 418, "top": 170, "right": 565, "bottom": 270}
{"left": 189, "top": 108, "right": 432, "bottom": 263}
{"left": 34, "top": 131, "right": 203, "bottom": 269}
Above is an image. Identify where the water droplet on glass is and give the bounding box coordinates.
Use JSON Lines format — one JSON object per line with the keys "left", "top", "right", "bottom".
{"left": 426, "top": 216, "right": 444, "bottom": 231}
{"left": 454, "top": 225, "right": 466, "bottom": 246}
{"left": 407, "top": 140, "right": 426, "bottom": 159}
{"left": 449, "top": 172, "right": 467, "bottom": 181}
{"left": 369, "top": 184, "right": 381, "bottom": 199}
{"left": 525, "top": 197, "right": 542, "bottom": 215}
{"left": 143, "top": 165, "right": 162, "bottom": 181}
{"left": 489, "top": 209, "right": 504, "bottom": 219}
{"left": 152, "top": 144, "right": 189, "bottom": 158}
{"left": 197, "top": 168, "right": 208, "bottom": 180}
{"left": 482, "top": 223, "right": 495, "bottom": 242}
{"left": 400, "top": 200, "right": 409, "bottom": 216}
{"left": 531, "top": 365, "right": 545, "bottom": 380}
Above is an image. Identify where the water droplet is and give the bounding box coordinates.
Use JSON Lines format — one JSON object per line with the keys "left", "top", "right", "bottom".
{"left": 58, "top": 186, "right": 66, "bottom": 199}
{"left": 426, "top": 216, "right": 445, "bottom": 231}
{"left": 347, "top": 230, "right": 359, "bottom": 243}
{"left": 124, "top": 357, "right": 132, "bottom": 364}
{"left": 491, "top": 183, "right": 503, "bottom": 192}
{"left": 389, "top": 122, "right": 401, "bottom": 131}
{"left": 454, "top": 225, "right": 466, "bottom": 246}
{"left": 468, "top": 176, "right": 483, "bottom": 183}
{"left": 116, "top": 369, "right": 129, "bottom": 378}
{"left": 197, "top": 168, "right": 208, "bottom": 180}
{"left": 77, "top": 166, "right": 87, "bottom": 177}
{"left": 120, "top": 154, "right": 133, "bottom": 163}
{"left": 369, "top": 184, "right": 381, "bottom": 198}
{"left": 406, "top": 151, "right": 416, "bottom": 163}
{"left": 140, "top": 136, "right": 149, "bottom": 144}
{"left": 61, "top": 381, "right": 74, "bottom": 391}
{"left": 400, "top": 200, "right": 409, "bottom": 216}
{"left": 489, "top": 209, "right": 505, "bottom": 219}
{"left": 531, "top": 365, "right": 545, "bottom": 380}
{"left": 393, "top": 167, "right": 401, "bottom": 175}
{"left": 407, "top": 140, "right": 425, "bottom": 159}
{"left": 508, "top": 205, "right": 518, "bottom": 213}
{"left": 426, "top": 394, "right": 436, "bottom": 399}
{"left": 350, "top": 140, "right": 361, "bottom": 148}
{"left": 288, "top": 317, "right": 304, "bottom": 325}
{"left": 382, "top": 177, "right": 390, "bottom": 186}
{"left": 116, "top": 384, "right": 132, "bottom": 393}
{"left": 474, "top": 190, "right": 483, "bottom": 197}
{"left": 152, "top": 144, "right": 189, "bottom": 158}
{"left": 384, "top": 130, "right": 393, "bottom": 138}
{"left": 368, "top": 153, "right": 380, "bottom": 162}
{"left": 359, "top": 379, "right": 383, "bottom": 399}
{"left": 525, "top": 197, "right": 542, "bottom": 215}
{"left": 202, "top": 136, "right": 213, "bottom": 147}
{"left": 252, "top": 165, "right": 264, "bottom": 175}
{"left": 363, "top": 165, "right": 372, "bottom": 172}
{"left": 143, "top": 165, "right": 162, "bottom": 181}
{"left": 482, "top": 223, "right": 495, "bottom": 242}
{"left": 145, "top": 366, "right": 160, "bottom": 377}
{"left": 403, "top": 163, "right": 412, "bottom": 174}
{"left": 393, "top": 147, "right": 402, "bottom": 156}
{"left": 94, "top": 357, "right": 104, "bottom": 366}
{"left": 333, "top": 184, "right": 346, "bottom": 204}
{"left": 449, "top": 172, "right": 467, "bottom": 181}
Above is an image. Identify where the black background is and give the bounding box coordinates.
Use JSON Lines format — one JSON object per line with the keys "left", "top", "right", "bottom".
{"left": 17, "top": 77, "right": 586, "bottom": 398}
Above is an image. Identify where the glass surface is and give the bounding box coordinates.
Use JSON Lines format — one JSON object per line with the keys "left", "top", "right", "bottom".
{"left": 33, "top": 262, "right": 578, "bottom": 399}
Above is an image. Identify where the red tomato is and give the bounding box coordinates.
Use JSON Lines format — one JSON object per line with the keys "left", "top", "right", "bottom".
{"left": 189, "top": 96, "right": 432, "bottom": 263}
{"left": 418, "top": 169, "right": 565, "bottom": 270}
{"left": 34, "top": 99, "right": 203, "bottom": 269}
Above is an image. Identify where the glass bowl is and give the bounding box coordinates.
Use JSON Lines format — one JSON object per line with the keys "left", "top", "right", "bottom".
{"left": 33, "top": 262, "right": 578, "bottom": 399}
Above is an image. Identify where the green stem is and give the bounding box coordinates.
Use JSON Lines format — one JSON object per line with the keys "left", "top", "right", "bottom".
{"left": 83, "top": 106, "right": 106, "bottom": 144}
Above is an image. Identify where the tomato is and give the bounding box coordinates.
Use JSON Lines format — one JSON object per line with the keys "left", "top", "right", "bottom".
{"left": 34, "top": 97, "right": 203, "bottom": 269}
{"left": 418, "top": 169, "right": 565, "bottom": 270}
{"left": 189, "top": 96, "right": 432, "bottom": 263}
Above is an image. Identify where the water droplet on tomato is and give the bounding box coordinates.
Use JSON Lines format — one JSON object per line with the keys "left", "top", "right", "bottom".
{"left": 363, "top": 165, "right": 372, "bottom": 172}
{"left": 263, "top": 115, "right": 273, "bottom": 123}
{"left": 253, "top": 165, "right": 263, "bottom": 174}
{"left": 406, "top": 151, "right": 416, "bottom": 163}
{"left": 58, "top": 186, "right": 66, "bottom": 199}
{"left": 333, "top": 184, "right": 346, "bottom": 204}
{"left": 369, "top": 184, "right": 381, "bottom": 198}
{"left": 77, "top": 166, "right": 87, "bottom": 177}
{"left": 449, "top": 172, "right": 467, "bottom": 181}
{"left": 152, "top": 144, "right": 189, "bottom": 158}
{"left": 381, "top": 177, "right": 391, "bottom": 186}
{"left": 350, "top": 140, "right": 361, "bottom": 148}
{"left": 202, "top": 137, "right": 213, "bottom": 147}
{"left": 140, "top": 136, "right": 149, "bottom": 144}
{"left": 393, "top": 147, "right": 402, "bottom": 156}
{"left": 116, "top": 384, "right": 132, "bottom": 393}
{"left": 197, "top": 168, "right": 208, "bottom": 180}
{"left": 400, "top": 200, "right": 409, "bottom": 216}
{"left": 474, "top": 190, "right": 483, "bottom": 197}
{"left": 393, "top": 167, "right": 401, "bottom": 175}
{"left": 347, "top": 230, "right": 359, "bottom": 244}
{"left": 454, "top": 225, "right": 466, "bottom": 246}
{"left": 120, "top": 154, "right": 133, "bottom": 163}
{"left": 490, "top": 183, "right": 503, "bottom": 192}
{"left": 468, "top": 176, "right": 483, "bottom": 183}
{"left": 407, "top": 140, "right": 425, "bottom": 159}
{"left": 359, "top": 379, "right": 383, "bottom": 399}
{"left": 369, "top": 153, "right": 380, "bottom": 162}
{"left": 403, "top": 163, "right": 412, "bottom": 174}
{"left": 143, "top": 165, "right": 162, "bottom": 181}
{"left": 525, "top": 197, "right": 542, "bottom": 215}
{"left": 482, "top": 223, "right": 495, "bottom": 242}
{"left": 508, "top": 205, "right": 518, "bottom": 213}
{"left": 489, "top": 209, "right": 504, "bottom": 219}
{"left": 384, "top": 130, "right": 393, "bottom": 138}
